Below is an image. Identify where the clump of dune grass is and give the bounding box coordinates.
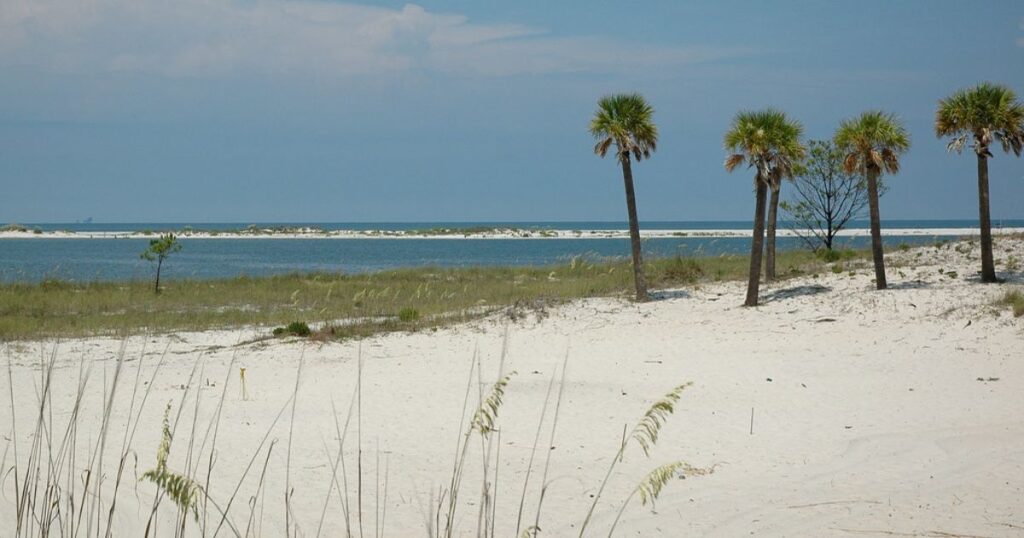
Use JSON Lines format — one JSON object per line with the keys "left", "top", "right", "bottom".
{"left": 577, "top": 382, "right": 693, "bottom": 537}
{"left": 996, "top": 289, "right": 1024, "bottom": 317}
{"left": 4, "top": 335, "right": 705, "bottom": 537}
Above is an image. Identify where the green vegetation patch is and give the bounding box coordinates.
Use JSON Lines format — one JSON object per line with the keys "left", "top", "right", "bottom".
{"left": 996, "top": 289, "right": 1024, "bottom": 317}
{"left": 0, "top": 247, "right": 857, "bottom": 341}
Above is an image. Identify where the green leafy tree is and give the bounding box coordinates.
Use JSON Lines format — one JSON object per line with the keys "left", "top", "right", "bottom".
{"left": 935, "top": 82, "right": 1024, "bottom": 283}
{"left": 834, "top": 111, "right": 910, "bottom": 290}
{"left": 781, "top": 140, "right": 878, "bottom": 252}
{"left": 724, "top": 109, "right": 804, "bottom": 306}
{"left": 141, "top": 233, "right": 182, "bottom": 294}
{"left": 590, "top": 93, "right": 659, "bottom": 302}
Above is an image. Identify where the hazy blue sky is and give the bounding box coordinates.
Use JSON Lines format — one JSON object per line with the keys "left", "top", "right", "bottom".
{"left": 2, "top": 0, "right": 1023, "bottom": 223}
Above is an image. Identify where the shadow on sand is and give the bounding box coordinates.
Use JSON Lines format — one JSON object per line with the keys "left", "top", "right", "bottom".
{"left": 888, "top": 279, "right": 934, "bottom": 290}
{"left": 761, "top": 284, "right": 831, "bottom": 303}
{"left": 649, "top": 289, "right": 692, "bottom": 301}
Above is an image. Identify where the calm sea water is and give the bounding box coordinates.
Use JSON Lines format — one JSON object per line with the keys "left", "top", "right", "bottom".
{"left": 1, "top": 220, "right": 1018, "bottom": 283}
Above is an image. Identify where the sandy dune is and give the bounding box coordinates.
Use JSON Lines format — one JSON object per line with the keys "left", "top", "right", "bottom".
{"left": 3, "top": 238, "right": 1023, "bottom": 536}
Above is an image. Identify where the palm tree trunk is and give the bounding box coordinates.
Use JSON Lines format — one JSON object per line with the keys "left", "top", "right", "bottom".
{"left": 745, "top": 178, "right": 768, "bottom": 307}
{"left": 765, "top": 183, "right": 780, "bottom": 282}
{"left": 976, "top": 151, "right": 997, "bottom": 283}
{"left": 866, "top": 167, "right": 887, "bottom": 290}
{"left": 620, "top": 156, "right": 648, "bottom": 301}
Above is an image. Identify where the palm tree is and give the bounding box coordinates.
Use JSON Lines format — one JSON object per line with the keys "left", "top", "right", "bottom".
{"left": 764, "top": 137, "right": 805, "bottom": 283}
{"left": 590, "top": 93, "right": 659, "bottom": 301}
{"left": 935, "top": 83, "right": 1024, "bottom": 283}
{"left": 834, "top": 111, "right": 910, "bottom": 290}
{"left": 724, "top": 109, "right": 804, "bottom": 307}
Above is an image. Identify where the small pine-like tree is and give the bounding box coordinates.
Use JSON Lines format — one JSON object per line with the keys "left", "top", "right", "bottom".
{"left": 140, "top": 233, "right": 182, "bottom": 294}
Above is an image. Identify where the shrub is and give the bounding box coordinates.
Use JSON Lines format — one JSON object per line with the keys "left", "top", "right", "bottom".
{"left": 273, "top": 321, "right": 311, "bottom": 337}
{"left": 817, "top": 248, "right": 856, "bottom": 262}
{"left": 398, "top": 307, "right": 420, "bottom": 322}
{"left": 662, "top": 257, "right": 704, "bottom": 284}
{"left": 997, "top": 290, "right": 1024, "bottom": 317}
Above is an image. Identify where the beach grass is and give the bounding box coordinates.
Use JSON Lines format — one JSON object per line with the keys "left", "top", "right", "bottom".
{"left": 0, "top": 248, "right": 840, "bottom": 340}
{"left": 996, "top": 289, "right": 1024, "bottom": 317}
{"left": 4, "top": 336, "right": 703, "bottom": 537}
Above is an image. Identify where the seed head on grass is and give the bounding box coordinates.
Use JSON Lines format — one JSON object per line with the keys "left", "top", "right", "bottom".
{"left": 630, "top": 382, "right": 692, "bottom": 456}
{"left": 472, "top": 371, "right": 517, "bottom": 435}
{"left": 636, "top": 461, "right": 712, "bottom": 506}
{"left": 141, "top": 403, "right": 202, "bottom": 521}
{"left": 607, "top": 460, "right": 715, "bottom": 535}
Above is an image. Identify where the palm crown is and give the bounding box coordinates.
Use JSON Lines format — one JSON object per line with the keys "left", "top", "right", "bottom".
{"left": 723, "top": 109, "right": 805, "bottom": 183}
{"left": 935, "top": 82, "right": 1024, "bottom": 157}
{"left": 834, "top": 111, "right": 910, "bottom": 176}
{"left": 590, "top": 93, "right": 658, "bottom": 163}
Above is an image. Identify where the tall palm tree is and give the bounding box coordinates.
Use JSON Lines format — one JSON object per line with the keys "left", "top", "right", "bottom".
{"left": 834, "top": 111, "right": 910, "bottom": 290}
{"left": 724, "top": 109, "right": 804, "bottom": 307}
{"left": 935, "top": 82, "right": 1024, "bottom": 283}
{"left": 764, "top": 138, "right": 804, "bottom": 283}
{"left": 590, "top": 93, "right": 659, "bottom": 302}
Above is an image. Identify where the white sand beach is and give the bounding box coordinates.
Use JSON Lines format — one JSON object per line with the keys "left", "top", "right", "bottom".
{"left": 3, "top": 238, "right": 1023, "bottom": 536}
{"left": 2, "top": 226, "right": 1024, "bottom": 241}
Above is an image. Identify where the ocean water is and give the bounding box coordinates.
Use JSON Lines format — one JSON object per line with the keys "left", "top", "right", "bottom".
{"left": 0, "top": 220, "right": 1018, "bottom": 283}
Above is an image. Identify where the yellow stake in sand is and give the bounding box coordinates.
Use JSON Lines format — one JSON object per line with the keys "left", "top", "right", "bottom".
{"left": 240, "top": 367, "right": 249, "bottom": 401}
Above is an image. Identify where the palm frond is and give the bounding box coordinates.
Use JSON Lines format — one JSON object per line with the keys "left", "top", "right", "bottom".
{"left": 629, "top": 382, "right": 692, "bottom": 456}
{"left": 589, "top": 93, "right": 658, "bottom": 164}
{"left": 723, "top": 109, "right": 805, "bottom": 183}
{"left": 936, "top": 82, "right": 1024, "bottom": 157}
{"left": 723, "top": 153, "right": 745, "bottom": 172}
{"left": 834, "top": 110, "right": 909, "bottom": 180}
{"left": 881, "top": 148, "right": 900, "bottom": 174}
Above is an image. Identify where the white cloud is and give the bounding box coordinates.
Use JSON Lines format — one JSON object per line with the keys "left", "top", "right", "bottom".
{"left": 0, "top": 0, "right": 742, "bottom": 78}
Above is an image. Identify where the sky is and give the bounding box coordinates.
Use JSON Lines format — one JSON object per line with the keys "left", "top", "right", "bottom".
{"left": 1, "top": 0, "right": 1023, "bottom": 223}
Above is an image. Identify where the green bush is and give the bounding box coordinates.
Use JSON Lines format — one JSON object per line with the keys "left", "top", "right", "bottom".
{"left": 816, "top": 248, "right": 856, "bottom": 262}
{"left": 398, "top": 307, "right": 420, "bottom": 322}
{"left": 273, "top": 321, "right": 311, "bottom": 337}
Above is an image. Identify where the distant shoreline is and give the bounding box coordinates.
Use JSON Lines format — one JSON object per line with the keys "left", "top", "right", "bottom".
{"left": 1, "top": 226, "right": 1022, "bottom": 240}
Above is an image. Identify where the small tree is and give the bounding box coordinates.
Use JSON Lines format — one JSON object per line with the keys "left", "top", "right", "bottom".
{"left": 781, "top": 140, "right": 880, "bottom": 252}
{"left": 141, "top": 234, "right": 181, "bottom": 294}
